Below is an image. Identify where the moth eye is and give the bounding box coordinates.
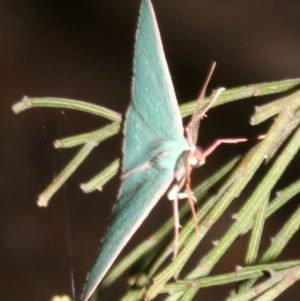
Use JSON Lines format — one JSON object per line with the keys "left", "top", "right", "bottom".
{"left": 189, "top": 156, "right": 205, "bottom": 167}
{"left": 189, "top": 147, "right": 205, "bottom": 167}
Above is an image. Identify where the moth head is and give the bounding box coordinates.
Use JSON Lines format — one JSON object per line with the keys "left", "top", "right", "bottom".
{"left": 189, "top": 147, "right": 205, "bottom": 167}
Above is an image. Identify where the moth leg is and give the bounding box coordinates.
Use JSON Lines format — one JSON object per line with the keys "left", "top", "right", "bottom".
{"left": 202, "top": 138, "right": 249, "bottom": 158}
{"left": 184, "top": 155, "right": 201, "bottom": 237}
{"left": 168, "top": 176, "right": 186, "bottom": 259}
{"left": 171, "top": 184, "right": 180, "bottom": 260}
{"left": 168, "top": 166, "right": 201, "bottom": 259}
{"left": 185, "top": 174, "right": 200, "bottom": 236}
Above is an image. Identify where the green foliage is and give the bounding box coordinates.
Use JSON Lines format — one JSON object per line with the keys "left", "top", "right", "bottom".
{"left": 12, "top": 78, "right": 300, "bottom": 300}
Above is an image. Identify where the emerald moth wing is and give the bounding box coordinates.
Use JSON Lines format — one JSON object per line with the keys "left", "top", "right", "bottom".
{"left": 125, "top": 0, "right": 185, "bottom": 174}
{"left": 81, "top": 141, "right": 187, "bottom": 301}
{"left": 81, "top": 0, "right": 189, "bottom": 300}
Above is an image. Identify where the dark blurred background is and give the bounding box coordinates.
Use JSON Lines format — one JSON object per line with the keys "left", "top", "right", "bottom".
{"left": 1, "top": 0, "right": 300, "bottom": 300}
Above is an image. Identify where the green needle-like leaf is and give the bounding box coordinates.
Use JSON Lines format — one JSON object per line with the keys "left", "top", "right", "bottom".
{"left": 251, "top": 89, "right": 300, "bottom": 125}
{"left": 261, "top": 206, "right": 300, "bottom": 263}
{"left": 164, "top": 261, "right": 300, "bottom": 294}
{"left": 267, "top": 178, "right": 300, "bottom": 217}
{"left": 80, "top": 159, "right": 120, "bottom": 193}
{"left": 238, "top": 195, "right": 269, "bottom": 293}
{"left": 55, "top": 122, "right": 120, "bottom": 149}
{"left": 12, "top": 97, "right": 122, "bottom": 122}
{"left": 252, "top": 265, "right": 300, "bottom": 301}
{"left": 37, "top": 142, "right": 98, "bottom": 207}
{"left": 227, "top": 264, "right": 300, "bottom": 301}
{"left": 180, "top": 79, "right": 300, "bottom": 118}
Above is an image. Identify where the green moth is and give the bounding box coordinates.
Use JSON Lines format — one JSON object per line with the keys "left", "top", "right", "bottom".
{"left": 81, "top": 0, "right": 245, "bottom": 300}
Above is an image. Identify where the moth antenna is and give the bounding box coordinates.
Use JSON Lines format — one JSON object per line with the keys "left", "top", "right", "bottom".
{"left": 189, "top": 62, "right": 217, "bottom": 146}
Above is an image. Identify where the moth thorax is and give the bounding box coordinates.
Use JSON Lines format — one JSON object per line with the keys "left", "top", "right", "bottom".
{"left": 189, "top": 147, "right": 205, "bottom": 167}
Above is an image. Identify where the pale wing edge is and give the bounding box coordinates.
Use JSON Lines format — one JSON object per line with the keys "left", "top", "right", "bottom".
{"left": 81, "top": 176, "right": 174, "bottom": 301}
{"left": 146, "top": 0, "right": 183, "bottom": 133}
